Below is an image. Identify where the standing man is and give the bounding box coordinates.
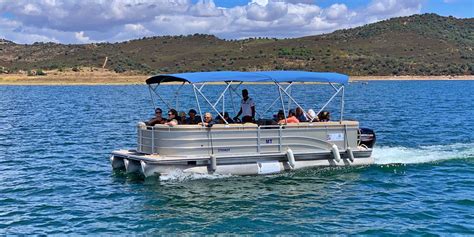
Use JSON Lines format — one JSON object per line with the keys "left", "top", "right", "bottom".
{"left": 234, "top": 89, "right": 255, "bottom": 123}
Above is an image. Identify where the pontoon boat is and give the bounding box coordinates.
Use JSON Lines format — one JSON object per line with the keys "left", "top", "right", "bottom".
{"left": 110, "top": 71, "right": 376, "bottom": 177}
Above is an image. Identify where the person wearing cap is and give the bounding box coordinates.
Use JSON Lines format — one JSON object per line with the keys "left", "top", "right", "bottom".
{"left": 278, "top": 109, "right": 300, "bottom": 124}
{"left": 145, "top": 107, "right": 166, "bottom": 126}
{"left": 233, "top": 89, "right": 255, "bottom": 123}
{"left": 307, "top": 109, "right": 319, "bottom": 122}
{"left": 185, "top": 109, "right": 201, "bottom": 124}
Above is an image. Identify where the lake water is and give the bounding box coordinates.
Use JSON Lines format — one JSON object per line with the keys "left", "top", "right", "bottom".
{"left": 0, "top": 81, "right": 473, "bottom": 235}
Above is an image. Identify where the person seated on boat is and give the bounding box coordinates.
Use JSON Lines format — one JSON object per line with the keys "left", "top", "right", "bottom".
{"left": 275, "top": 110, "right": 285, "bottom": 124}
{"left": 185, "top": 109, "right": 201, "bottom": 125}
{"left": 199, "top": 112, "right": 217, "bottom": 127}
{"left": 307, "top": 109, "right": 319, "bottom": 122}
{"left": 233, "top": 89, "right": 255, "bottom": 123}
{"left": 318, "top": 111, "right": 330, "bottom": 122}
{"left": 216, "top": 112, "right": 234, "bottom": 124}
{"left": 164, "top": 109, "right": 178, "bottom": 126}
{"left": 279, "top": 109, "right": 299, "bottom": 124}
{"left": 178, "top": 111, "right": 187, "bottom": 124}
{"left": 295, "top": 107, "right": 308, "bottom": 122}
{"left": 145, "top": 107, "right": 165, "bottom": 126}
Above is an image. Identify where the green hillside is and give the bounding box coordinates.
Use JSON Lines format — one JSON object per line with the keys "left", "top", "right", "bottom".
{"left": 0, "top": 13, "right": 473, "bottom": 76}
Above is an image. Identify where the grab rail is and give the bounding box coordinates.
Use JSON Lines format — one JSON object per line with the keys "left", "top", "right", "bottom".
{"left": 137, "top": 122, "right": 357, "bottom": 156}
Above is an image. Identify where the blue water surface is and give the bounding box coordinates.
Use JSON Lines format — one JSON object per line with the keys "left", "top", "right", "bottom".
{"left": 0, "top": 81, "right": 473, "bottom": 235}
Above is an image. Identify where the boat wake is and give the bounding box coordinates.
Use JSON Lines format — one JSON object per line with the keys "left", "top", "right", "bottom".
{"left": 155, "top": 143, "right": 473, "bottom": 182}
{"left": 373, "top": 143, "right": 474, "bottom": 165}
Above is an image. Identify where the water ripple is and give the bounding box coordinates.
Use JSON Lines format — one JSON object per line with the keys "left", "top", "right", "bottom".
{"left": 0, "top": 83, "right": 473, "bottom": 235}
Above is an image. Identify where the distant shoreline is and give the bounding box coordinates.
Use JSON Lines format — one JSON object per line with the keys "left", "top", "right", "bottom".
{"left": 0, "top": 72, "right": 473, "bottom": 85}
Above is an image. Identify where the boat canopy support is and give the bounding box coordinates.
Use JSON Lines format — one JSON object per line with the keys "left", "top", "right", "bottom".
{"left": 146, "top": 71, "right": 348, "bottom": 124}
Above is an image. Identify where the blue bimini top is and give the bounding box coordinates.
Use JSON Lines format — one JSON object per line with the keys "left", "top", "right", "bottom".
{"left": 145, "top": 71, "right": 349, "bottom": 85}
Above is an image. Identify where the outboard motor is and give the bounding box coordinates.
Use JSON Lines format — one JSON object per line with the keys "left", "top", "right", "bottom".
{"left": 358, "top": 128, "right": 376, "bottom": 148}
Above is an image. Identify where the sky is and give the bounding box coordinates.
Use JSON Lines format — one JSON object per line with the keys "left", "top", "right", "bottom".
{"left": 0, "top": 0, "right": 472, "bottom": 44}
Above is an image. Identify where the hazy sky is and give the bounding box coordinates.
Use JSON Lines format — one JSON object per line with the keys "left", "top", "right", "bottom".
{"left": 0, "top": 0, "right": 472, "bottom": 44}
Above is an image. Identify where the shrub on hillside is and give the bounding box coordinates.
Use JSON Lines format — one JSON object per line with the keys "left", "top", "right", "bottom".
{"left": 36, "top": 69, "right": 46, "bottom": 76}
{"left": 114, "top": 65, "right": 126, "bottom": 73}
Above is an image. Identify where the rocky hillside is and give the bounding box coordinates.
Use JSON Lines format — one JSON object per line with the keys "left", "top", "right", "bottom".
{"left": 0, "top": 13, "right": 472, "bottom": 76}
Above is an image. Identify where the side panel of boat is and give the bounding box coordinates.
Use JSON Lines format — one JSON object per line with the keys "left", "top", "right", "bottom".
{"left": 137, "top": 122, "right": 360, "bottom": 157}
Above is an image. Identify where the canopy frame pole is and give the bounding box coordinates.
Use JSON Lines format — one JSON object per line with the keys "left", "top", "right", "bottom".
{"left": 150, "top": 84, "right": 173, "bottom": 110}
{"left": 340, "top": 86, "right": 345, "bottom": 123}
{"left": 329, "top": 82, "right": 338, "bottom": 92}
{"left": 287, "top": 85, "right": 292, "bottom": 113}
{"left": 227, "top": 82, "right": 237, "bottom": 115}
{"left": 277, "top": 82, "right": 287, "bottom": 124}
{"left": 172, "top": 82, "right": 186, "bottom": 110}
{"left": 275, "top": 82, "right": 311, "bottom": 121}
{"left": 315, "top": 86, "right": 343, "bottom": 119}
{"left": 192, "top": 84, "right": 205, "bottom": 126}
{"left": 228, "top": 82, "right": 243, "bottom": 116}
{"left": 222, "top": 88, "right": 225, "bottom": 116}
{"left": 147, "top": 85, "right": 156, "bottom": 110}
{"left": 259, "top": 83, "right": 294, "bottom": 118}
{"left": 213, "top": 83, "right": 232, "bottom": 108}
{"left": 193, "top": 84, "right": 228, "bottom": 125}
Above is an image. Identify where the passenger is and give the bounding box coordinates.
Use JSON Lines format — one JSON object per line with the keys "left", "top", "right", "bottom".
{"left": 185, "top": 109, "right": 201, "bottom": 125}
{"left": 145, "top": 107, "right": 165, "bottom": 126}
{"left": 199, "top": 112, "right": 217, "bottom": 127}
{"left": 178, "top": 111, "right": 187, "bottom": 124}
{"left": 318, "top": 111, "right": 330, "bottom": 122}
{"left": 216, "top": 112, "right": 234, "bottom": 124}
{"left": 307, "top": 109, "right": 319, "bottom": 122}
{"left": 295, "top": 107, "right": 308, "bottom": 122}
{"left": 276, "top": 110, "right": 285, "bottom": 123}
{"left": 279, "top": 109, "right": 299, "bottom": 124}
{"left": 234, "top": 89, "right": 255, "bottom": 123}
{"left": 164, "top": 109, "right": 178, "bottom": 126}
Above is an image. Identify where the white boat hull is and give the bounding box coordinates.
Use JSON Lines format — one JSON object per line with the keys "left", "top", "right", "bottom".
{"left": 110, "top": 148, "right": 374, "bottom": 177}
{"left": 111, "top": 121, "right": 375, "bottom": 177}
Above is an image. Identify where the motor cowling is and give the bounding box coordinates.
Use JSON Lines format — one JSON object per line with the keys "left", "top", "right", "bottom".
{"left": 358, "top": 128, "right": 376, "bottom": 148}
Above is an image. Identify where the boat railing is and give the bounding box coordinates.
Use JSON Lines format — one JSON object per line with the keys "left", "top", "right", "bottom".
{"left": 137, "top": 121, "right": 359, "bottom": 155}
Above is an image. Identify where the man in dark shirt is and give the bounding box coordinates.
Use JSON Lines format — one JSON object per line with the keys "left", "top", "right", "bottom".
{"left": 185, "top": 109, "right": 201, "bottom": 124}
{"left": 145, "top": 108, "right": 165, "bottom": 126}
{"left": 234, "top": 89, "right": 255, "bottom": 123}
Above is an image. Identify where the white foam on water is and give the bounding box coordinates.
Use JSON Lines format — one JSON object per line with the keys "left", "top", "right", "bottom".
{"left": 157, "top": 143, "right": 473, "bottom": 181}
{"left": 159, "top": 169, "right": 233, "bottom": 182}
{"left": 373, "top": 143, "right": 474, "bottom": 165}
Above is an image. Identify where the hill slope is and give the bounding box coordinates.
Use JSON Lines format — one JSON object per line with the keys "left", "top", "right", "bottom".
{"left": 0, "top": 13, "right": 473, "bottom": 76}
